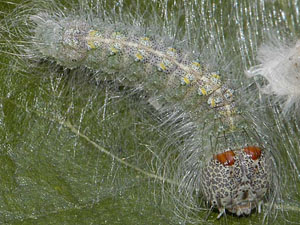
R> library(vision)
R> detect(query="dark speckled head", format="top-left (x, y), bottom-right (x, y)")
top-left (200, 146), bottom-right (273, 218)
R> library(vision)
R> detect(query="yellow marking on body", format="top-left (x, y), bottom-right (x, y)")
top-left (192, 62), bottom-right (201, 67)
top-left (87, 30), bottom-right (99, 49)
top-left (201, 88), bottom-right (207, 95)
top-left (167, 48), bottom-right (177, 58)
top-left (211, 98), bottom-right (216, 107)
top-left (183, 77), bottom-right (190, 84)
top-left (159, 62), bottom-right (167, 71)
top-left (89, 30), bottom-right (98, 37)
top-left (212, 73), bottom-right (220, 79)
top-left (135, 52), bottom-right (143, 60)
top-left (140, 37), bottom-right (151, 47)
top-left (87, 40), bottom-right (96, 49)
top-left (111, 47), bottom-right (119, 54)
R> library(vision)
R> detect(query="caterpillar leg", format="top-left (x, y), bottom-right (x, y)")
top-left (217, 208), bottom-right (226, 219)
top-left (258, 201), bottom-right (263, 214)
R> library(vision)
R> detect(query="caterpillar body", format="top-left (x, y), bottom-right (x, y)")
top-left (30, 12), bottom-right (274, 218)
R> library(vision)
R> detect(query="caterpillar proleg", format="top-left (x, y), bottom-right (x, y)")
top-left (2, 0), bottom-right (300, 224)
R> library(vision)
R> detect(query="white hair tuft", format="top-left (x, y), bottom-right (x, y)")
top-left (248, 38), bottom-right (300, 113)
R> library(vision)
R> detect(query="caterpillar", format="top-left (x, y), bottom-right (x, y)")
top-left (30, 11), bottom-right (274, 218)
top-left (1, 0), bottom-right (300, 224)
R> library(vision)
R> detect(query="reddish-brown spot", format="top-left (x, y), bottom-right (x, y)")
top-left (214, 150), bottom-right (235, 166)
top-left (243, 146), bottom-right (262, 160)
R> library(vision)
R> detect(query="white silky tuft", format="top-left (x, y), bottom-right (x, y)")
top-left (247, 38), bottom-right (300, 113)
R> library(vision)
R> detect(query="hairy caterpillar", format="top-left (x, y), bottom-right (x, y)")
top-left (30, 11), bottom-right (274, 218)
top-left (2, 0), bottom-right (300, 224)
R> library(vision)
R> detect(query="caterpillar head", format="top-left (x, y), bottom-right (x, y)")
top-left (200, 146), bottom-right (273, 218)
top-left (30, 13), bottom-right (90, 68)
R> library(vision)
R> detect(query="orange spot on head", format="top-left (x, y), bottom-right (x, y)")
top-left (243, 146), bottom-right (262, 160)
top-left (214, 150), bottom-right (235, 166)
